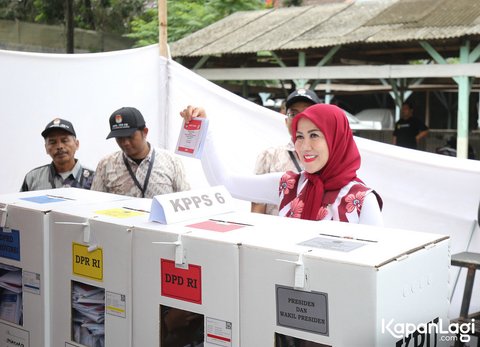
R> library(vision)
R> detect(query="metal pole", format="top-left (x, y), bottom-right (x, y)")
top-left (457, 42), bottom-right (471, 159)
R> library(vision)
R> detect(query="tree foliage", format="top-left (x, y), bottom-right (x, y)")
top-left (126, 0), bottom-right (266, 47)
top-left (0, 0), bottom-right (145, 34)
top-left (0, 0), bottom-right (268, 46)
top-left (0, 0), bottom-right (37, 21)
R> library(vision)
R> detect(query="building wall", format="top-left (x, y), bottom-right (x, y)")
top-left (0, 19), bottom-right (133, 53)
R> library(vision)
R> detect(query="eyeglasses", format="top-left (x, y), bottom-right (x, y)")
top-left (286, 110), bottom-right (299, 119)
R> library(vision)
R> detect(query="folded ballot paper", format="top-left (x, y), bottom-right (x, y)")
top-left (0, 265), bottom-right (22, 324)
top-left (175, 117), bottom-right (209, 158)
top-left (72, 282), bottom-right (105, 347)
top-left (0, 269), bottom-right (22, 293)
top-left (0, 289), bottom-right (22, 325)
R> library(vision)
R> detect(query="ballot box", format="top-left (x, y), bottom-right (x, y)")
top-left (131, 212), bottom-right (260, 347)
top-left (48, 196), bottom-right (152, 347)
top-left (0, 188), bottom-right (126, 347)
top-left (237, 217), bottom-right (451, 347)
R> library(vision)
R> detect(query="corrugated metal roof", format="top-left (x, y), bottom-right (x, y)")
top-left (170, 10), bottom-right (269, 57)
top-left (365, 0), bottom-right (435, 26)
top-left (171, 0), bottom-right (480, 57)
top-left (368, 0), bottom-right (480, 27)
top-left (282, 0), bottom-right (395, 50)
top-left (230, 4), bottom-right (349, 54)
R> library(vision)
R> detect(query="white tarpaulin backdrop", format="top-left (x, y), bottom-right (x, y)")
top-left (0, 44), bottom-right (479, 318)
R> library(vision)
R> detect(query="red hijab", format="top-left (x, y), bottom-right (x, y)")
top-left (281, 104), bottom-right (362, 220)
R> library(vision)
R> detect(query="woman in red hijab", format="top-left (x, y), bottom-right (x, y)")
top-left (278, 104), bottom-right (382, 224)
top-left (180, 104), bottom-right (383, 226)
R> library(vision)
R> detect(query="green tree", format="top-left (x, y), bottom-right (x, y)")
top-left (0, 0), bottom-right (145, 34)
top-left (0, 0), bottom-right (268, 48)
top-left (126, 0), bottom-right (265, 47)
top-left (81, 0), bottom-right (145, 33)
top-left (33, 0), bottom-right (64, 24)
top-left (0, 0), bottom-right (37, 21)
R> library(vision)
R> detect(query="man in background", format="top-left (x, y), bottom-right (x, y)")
top-left (21, 118), bottom-right (94, 191)
top-left (393, 101), bottom-right (429, 150)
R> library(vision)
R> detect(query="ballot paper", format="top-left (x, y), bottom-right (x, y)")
top-left (0, 270), bottom-right (22, 293)
top-left (0, 263), bottom-right (20, 272)
top-left (73, 323), bottom-right (105, 347)
top-left (0, 265), bottom-right (22, 324)
top-left (72, 282), bottom-right (105, 347)
top-left (175, 117), bottom-right (209, 158)
top-left (0, 289), bottom-right (22, 324)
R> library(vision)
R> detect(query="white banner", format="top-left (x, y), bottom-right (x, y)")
top-left (0, 46), bottom-right (165, 192)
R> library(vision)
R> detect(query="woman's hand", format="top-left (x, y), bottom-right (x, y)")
top-left (179, 105), bottom-right (206, 123)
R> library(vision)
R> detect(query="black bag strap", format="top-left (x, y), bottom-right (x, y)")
top-left (288, 150), bottom-right (302, 173)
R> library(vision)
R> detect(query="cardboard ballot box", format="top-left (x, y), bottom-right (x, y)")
top-left (48, 196), bottom-right (152, 347)
top-left (132, 215), bottom-right (251, 347)
top-left (237, 217), bottom-right (450, 347)
top-left (132, 210), bottom-right (450, 347)
top-left (0, 188), bottom-right (127, 347)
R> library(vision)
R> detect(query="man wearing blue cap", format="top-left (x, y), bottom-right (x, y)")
top-left (21, 118), bottom-right (94, 191)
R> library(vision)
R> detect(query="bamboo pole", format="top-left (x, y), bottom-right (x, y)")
top-left (158, 0), bottom-right (168, 57)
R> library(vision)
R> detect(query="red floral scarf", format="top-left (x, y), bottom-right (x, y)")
top-left (279, 104), bottom-right (362, 221)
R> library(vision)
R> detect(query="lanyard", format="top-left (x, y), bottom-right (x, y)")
top-left (122, 149), bottom-right (155, 198)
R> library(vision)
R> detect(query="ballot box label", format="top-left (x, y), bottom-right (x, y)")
top-left (161, 259), bottom-right (202, 304)
top-left (298, 236), bottom-right (367, 252)
top-left (94, 208), bottom-right (146, 219)
top-left (20, 195), bottom-right (65, 204)
top-left (22, 271), bottom-right (40, 295)
top-left (0, 228), bottom-right (20, 261)
top-left (0, 322), bottom-right (30, 347)
top-left (206, 317), bottom-right (232, 347)
top-left (72, 243), bottom-right (103, 281)
top-left (106, 291), bottom-right (126, 318)
top-left (186, 220), bottom-right (248, 232)
top-left (276, 285), bottom-right (329, 335)
top-left (150, 186), bottom-right (234, 224)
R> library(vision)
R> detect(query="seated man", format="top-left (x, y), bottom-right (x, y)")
top-left (21, 118), bottom-right (94, 191)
